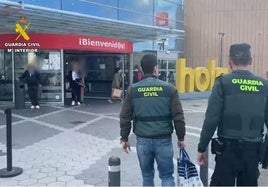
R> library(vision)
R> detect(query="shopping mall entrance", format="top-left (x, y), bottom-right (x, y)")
top-left (0, 49), bottom-right (63, 103)
top-left (0, 33), bottom-right (133, 104)
top-left (64, 52), bottom-right (129, 101)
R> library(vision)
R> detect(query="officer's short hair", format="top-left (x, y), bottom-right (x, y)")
top-left (229, 43), bottom-right (252, 65)
top-left (141, 54), bottom-right (157, 74)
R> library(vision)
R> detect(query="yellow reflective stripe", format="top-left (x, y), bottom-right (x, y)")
top-left (232, 79), bottom-right (263, 86)
top-left (137, 86), bottom-right (164, 97)
top-left (232, 79), bottom-right (262, 92)
top-left (137, 86), bottom-right (163, 92)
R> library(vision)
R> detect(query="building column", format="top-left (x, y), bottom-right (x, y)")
top-left (129, 53), bottom-right (134, 86)
top-left (60, 49), bottom-right (65, 104)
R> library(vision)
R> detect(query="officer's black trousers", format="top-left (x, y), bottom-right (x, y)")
top-left (210, 141), bottom-right (260, 186)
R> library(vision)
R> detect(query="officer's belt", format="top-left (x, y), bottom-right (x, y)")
top-left (134, 115), bottom-right (172, 122)
top-left (222, 138), bottom-right (260, 146)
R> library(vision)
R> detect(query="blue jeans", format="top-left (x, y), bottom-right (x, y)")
top-left (136, 137), bottom-right (175, 187)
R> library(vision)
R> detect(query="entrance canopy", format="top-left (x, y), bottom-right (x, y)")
top-left (0, 0), bottom-right (184, 42)
top-left (0, 33), bottom-right (133, 53)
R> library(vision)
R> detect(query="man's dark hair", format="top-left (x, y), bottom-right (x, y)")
top-left (140, 54), bottom-right (157, 74)
top-left (229, 43), bottom-right (252, 66)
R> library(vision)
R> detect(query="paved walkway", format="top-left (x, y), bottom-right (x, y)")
top-left (0, 99), bottom-right (267, 186)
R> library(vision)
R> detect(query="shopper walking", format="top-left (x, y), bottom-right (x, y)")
top-left (17, 63), bottom-right (41, 109)
top-left (108, 67), bottom-right (122, 103)
top-left (197, 43), bottom-right (268, 186)
top-left (168, 71), bottom-right (175, 85)
top-left (120, 54), bottom-right (186, 186)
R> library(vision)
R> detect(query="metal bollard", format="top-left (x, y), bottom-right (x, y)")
top-left (200, 150), bottom-right (209, 186)
top-left (0, 109), bottom-right (23, 178)
top-left (14, 81), bottom-right (25, 109)
top-left (108, 156), bottom-right (120, 187)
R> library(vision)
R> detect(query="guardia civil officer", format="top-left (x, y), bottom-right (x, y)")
top-left (197, 43), bottom-right (268, 186)
top-left (120, 54), bottom-right (186, 187)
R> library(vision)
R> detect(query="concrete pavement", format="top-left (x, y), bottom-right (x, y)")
top-left (0, 99), bottom-right (267, 186)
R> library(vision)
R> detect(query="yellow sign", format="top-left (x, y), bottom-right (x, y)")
top-left (176, 59), bottom-right (229, 93)
top-left (15, 17), bottom-right (30, 41)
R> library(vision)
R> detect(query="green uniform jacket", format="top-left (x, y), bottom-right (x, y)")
top-left (120, 75), bottom-right (185, 142)
top-left (198, 70), bottom-right (268, 153)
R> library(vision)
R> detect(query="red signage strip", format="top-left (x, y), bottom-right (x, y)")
top-left (0, 33), bottom-right (133, 54)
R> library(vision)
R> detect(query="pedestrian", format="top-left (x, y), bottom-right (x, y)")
top-left (120, 54), bottom-right (186, 186)
top-left (79, 69), bottom-right (86, 105)
top-left (17, 63), bottom-right (41, 109)
top-left (133, 64), bottom-right (143, 83)
top-left (68, 63), bottom-right (82, 106)
top-left (168, 71), bottom-right (175, 85)
top-left (108, 67), bottom-right (122, 104)
top-left (159, 71), bottom-right (166, 81)
top-left (197, 43), bottom-right (268, 186)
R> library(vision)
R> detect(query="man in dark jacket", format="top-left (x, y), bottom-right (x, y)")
top-left (120, 54), bottom-right (186, 186)
top-left (18, 63), bottom-right (41, 109)
top-left (197, 43), bottom-right (268, 186)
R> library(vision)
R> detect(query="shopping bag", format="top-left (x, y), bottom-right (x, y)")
top-left (177, 149), bottom-right (204, 187)
top-left (112, 89), bottom-right (122, 99)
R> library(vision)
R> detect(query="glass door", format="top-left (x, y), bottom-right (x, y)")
top-left (167, 60), bottom-right (176, 86)
top-left (157, 59), bottom-right (176, 85)
top-left (14, 50), bottom-right (63, 103)
top-left (64, 53), bottom-right (127, 99)
top-left (0, 50), bottom-right (13, 101)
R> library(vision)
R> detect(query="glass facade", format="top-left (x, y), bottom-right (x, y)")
top-left (0, 50), bottom-right (12, 101)
top-left (14, 50), bottom-right (63, 102)
top-left (64, 53), bottom-right (128, 98)
top-left (1, 0), bottom-right (184, 102)
top-left (7, 0), bottom-right (184, 57)
top-left (8, 0), bottom-right (184, 52)
top-left (119, 0), bottom-right (154, 25)
top-left (62, 0), bottom-right (118, 19)
top-left (0, 49), bottom-right (63, 102)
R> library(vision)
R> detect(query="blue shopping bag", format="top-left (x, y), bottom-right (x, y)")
top-left (177, 149), bottom-right (203, 186)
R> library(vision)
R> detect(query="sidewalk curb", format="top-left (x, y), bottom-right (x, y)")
top-left (179, 91), bottom-right (211, 100)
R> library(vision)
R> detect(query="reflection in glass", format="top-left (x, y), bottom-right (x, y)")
top-left (154, 0), bottom-right (180, 28)
top-left (65, 54), bottom-right (125, 98)
top-left (119, 0), bottom-right (154, 25)
top-left (14, 50), bottom-right (62, 102)
top-left (157, 59), bottom-right (176, 83)
top-left (0, 50), bottom-right (13, 101)
top-left (8, 0), bottom-right (61, 9)
top-left (62, 0), bottom-right (118, 19)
